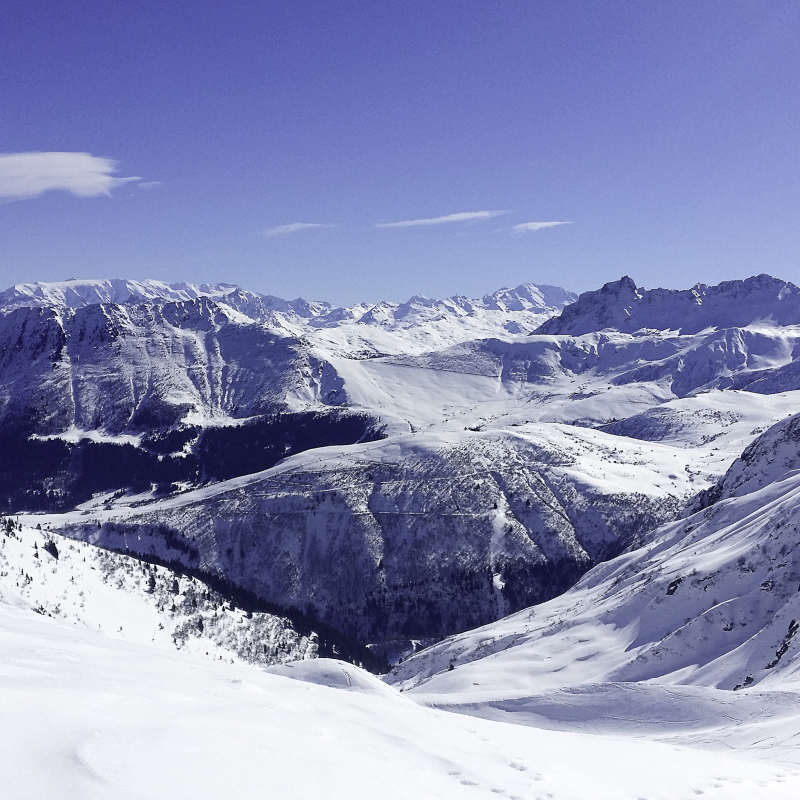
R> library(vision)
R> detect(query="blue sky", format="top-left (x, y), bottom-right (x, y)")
top-left (1, 1), bottom-right (798, 304)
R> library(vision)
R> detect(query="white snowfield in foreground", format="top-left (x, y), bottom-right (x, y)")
top-left (2, 604), bottom-right (799, 800)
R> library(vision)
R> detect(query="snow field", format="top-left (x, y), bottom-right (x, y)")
top-left (2, 602), bottom-right (799, 800)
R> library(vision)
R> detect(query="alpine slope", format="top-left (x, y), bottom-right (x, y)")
top-left (3, 273), bottom-right (800, 796)
top-left (8, 273), bottom-right (800, 658)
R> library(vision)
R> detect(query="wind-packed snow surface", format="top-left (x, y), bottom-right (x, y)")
top-left (2, 603), bottom-right (800, 800)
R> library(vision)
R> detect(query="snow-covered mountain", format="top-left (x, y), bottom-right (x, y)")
top-left (386, 412), bottom-right (800, 758)
top-left (0, 278), bottom-right (576, 441)
top-left (26, 425), bottom-right (690, 659)
top-left (6, 271), bottom-right (800, 792)
top-left (0, 277), bottom-right (247, 311)
top-left (536, 273), bottom-right (800, 336)
top-left (6, 272), bottom-right (800, 659)
top-left (0, 277), bottom-right (576, 339)
top-left (23, 383), bottom-right (800, 658)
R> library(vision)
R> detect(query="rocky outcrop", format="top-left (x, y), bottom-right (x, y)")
top-left (536, 274), bottom-right (800, 336)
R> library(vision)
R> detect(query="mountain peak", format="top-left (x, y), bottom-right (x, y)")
top-left (536, 274), bottom-right (800, 336)
top-left (601, 275), bottom-right (639, 295)
top-left (0, 278), bottom-right (244, 313)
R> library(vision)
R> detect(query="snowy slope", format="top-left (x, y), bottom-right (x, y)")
top-left (24, 391), bottom-right (799, 655)
top-left (25, 425), bottom-right (697, 653)
top-left (7, 273), bottom-right (800, 791)
top-left (6, 273), bottom-right (800, 660)
top-left (2, 600), bottom-right (799, 799)
top-left (386, 415), bottom-right (800, 759)
top-left (389, 468), bottom-right (800, 693)
top-left (0, 519), bottom-right (320, 666)
top-left (698, 411), bottom-right (800, 505)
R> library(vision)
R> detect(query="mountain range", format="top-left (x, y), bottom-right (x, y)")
top-left (2, 273), bottom-right (800, 658)
top-left (4, 271), bottom-right (800, 793)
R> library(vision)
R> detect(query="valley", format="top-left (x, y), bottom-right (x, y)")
top-left (3, 273), bottom-right (800, 796)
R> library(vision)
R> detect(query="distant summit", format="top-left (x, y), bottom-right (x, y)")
top-left (0, 278), bottom-right (244, 313)
top-left (0, 277), bottom-right (577, 338)
top-left (354, 283), bottom-right (576, 330)
top-left (535, 274), bottom-right (800, 336)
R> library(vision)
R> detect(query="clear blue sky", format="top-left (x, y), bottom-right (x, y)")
top-left (1, 1), bottom-right (798, 304)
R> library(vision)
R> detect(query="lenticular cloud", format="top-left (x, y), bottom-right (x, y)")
top-left (0, 152), bottom-right (140, 200)
top-left (512, 221), bottom-right (571, 233)
top-left (375, 210), bottom-right (509, 228)
top-left (261, 222), bottom-right (336, 237)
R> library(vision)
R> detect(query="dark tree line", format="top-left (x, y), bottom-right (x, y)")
top-left (0, 410), bottom-right (385, 513)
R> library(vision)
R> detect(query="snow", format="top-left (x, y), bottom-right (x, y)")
top-left (0, 278), bottom-right (576, 344)
top-left (386, 431), bottom-right (800, 764)
top-left (705, 411), bottom-right (800, 501)
top-left (31, 426), bottom-right (144, 447)
top-left (537, 274), bottom-right (800, 336)
top-left (0, 277), bottom-right (243, 311)
top-left (0, 523), bottom-right (317, 666)
top-left (16, 424), bottom-right (699, 649)
top-left (7, 273), bottom-right (800, 793)
top-left (264, 657), bottom-right (400, 695)
top-left (2, 602), bottom-right (799, 799)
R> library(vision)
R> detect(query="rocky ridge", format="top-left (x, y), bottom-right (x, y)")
top-left (6, 273), bottom-right (800, 664)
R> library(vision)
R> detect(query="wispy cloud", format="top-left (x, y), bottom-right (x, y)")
top-left (376, 210), bottom-right (510, 229)
top-left (0, 152), bottom-right (140, 201)
top-left (512, 221), bottom-right (571, 233)
top-left (261, 222), bottom-right (337, 237)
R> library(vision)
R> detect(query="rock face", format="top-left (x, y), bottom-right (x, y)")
top-left (536, 274), bottom-right (800, 336)
top-left (0, 299), bottom-right (311, 436)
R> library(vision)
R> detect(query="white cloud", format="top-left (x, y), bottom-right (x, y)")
top-left (0, 152), bottom-right (140, 201)
top-left (261, 222), bottom-right (336, 237)
top-left (375, 210), bottom-right (509, 229)
top-left (512, 221), bottom-right (571, 233)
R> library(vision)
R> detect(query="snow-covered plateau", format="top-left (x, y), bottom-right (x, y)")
top-left (4, 273), bottom-right (800, 796)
